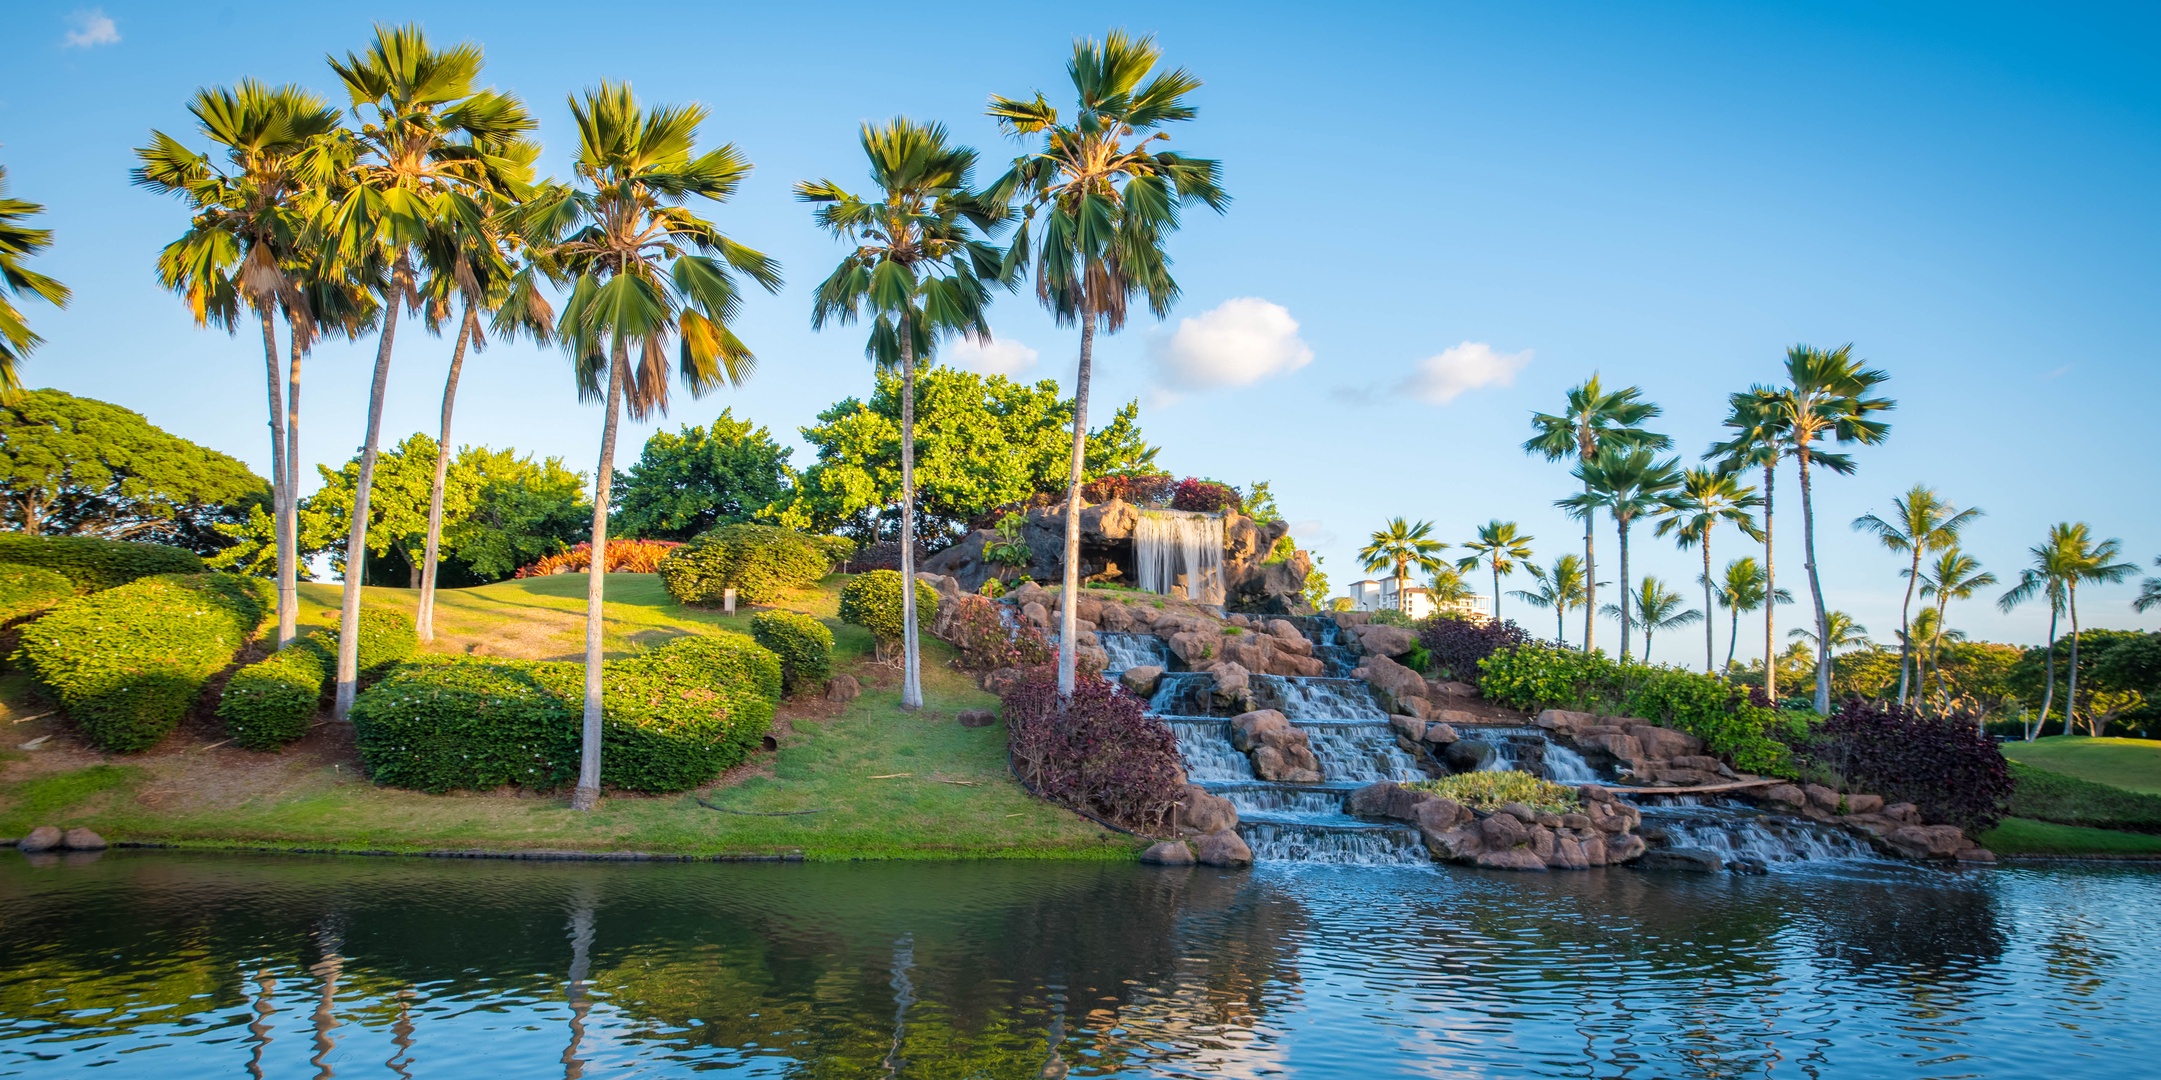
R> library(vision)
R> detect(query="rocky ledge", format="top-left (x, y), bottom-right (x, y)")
top-left (1349, 781), bottom-right (1648, 871)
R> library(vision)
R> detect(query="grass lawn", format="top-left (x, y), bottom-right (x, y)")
top-left (1976, 817), bottom-right (2161, 858)
top-left (2001, 737), bottom-right (2161, 795)
top-left (0, 574), bottom-right (1136, 861)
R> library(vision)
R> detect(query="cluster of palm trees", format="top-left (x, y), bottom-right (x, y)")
top-left (119, 25), bottom-right (1221, 804)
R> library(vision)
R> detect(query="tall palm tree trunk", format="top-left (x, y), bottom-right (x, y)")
top-left (1895, 548), bottom-right (1922, 706)
top-left (898, 334), bottom-right (922, 711)
top-left (1727, 605), bottom-right (1741, 672)
top-left (257, 306), bottom-right (295, 647)
top-left (282, 334), bottom-right (304, 640)
top-left (1581, 472), bottom-right (1597, 653)
top-left (1701, 540), bottom-right (1715, 673)
top-left (2065, 586), bottom-right (2082, 737)
top-left (333, 254), bottom-right (409, 720)
top-left (2030, 603), bottom-right (2058, 741)
top-left (1055, 316), bottom-right (1095, 696)
top-left (1616, 517), bottom-right (1633, 663)
top-left (417, 303), bottom-right (477, 643)
top-left (572, 343), bottom-right (627, 812)
top-left (1556, 601), bottom-right (1566, 645)
top-left (1761, 461), bottom-right (1777, 699)
top-left (1797, 448), bottom-right (1832, 714)
top-left (1490, 564), bottom-right (1502, 623)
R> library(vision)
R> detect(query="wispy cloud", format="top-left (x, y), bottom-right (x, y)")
top-left (2044, 363), bottom-right (2073, 380)
top-left (1396, 341), bottom-right (1533, 405)
top-left (1147, 297), bottom-right (1313, 397)
top-left (945, 335), bottom-right (1038, 376)
top-left (63, 8), bottom-right (120, 48)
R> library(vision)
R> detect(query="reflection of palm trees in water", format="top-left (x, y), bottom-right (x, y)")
top-left (562, 889), bottom-right (597, 1080)
top-left (386, 988), bottom-right (416, 1079)
top-left (1039, 982), bottom-right (1069, 1080)
top-left (882, 934), bottom-right (915, 1078)
top-left (309, 926), bottom-right (343, 1080)
top-left (244, 968), bottom-right (276, 1080)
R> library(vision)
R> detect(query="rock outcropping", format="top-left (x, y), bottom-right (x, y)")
top-left (1349, 781), bottom-right (1647, 871)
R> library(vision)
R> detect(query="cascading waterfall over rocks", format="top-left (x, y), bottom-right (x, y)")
top-left (1134, 511), bottom-right (1226, 606)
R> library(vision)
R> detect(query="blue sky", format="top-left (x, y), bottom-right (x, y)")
top-left (7, 1), bottom-right (2157, 665)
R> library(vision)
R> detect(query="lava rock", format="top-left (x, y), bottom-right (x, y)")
top-left (825, 674), bottom-right (862, 704)
top-left (1140, 841), bottom-right (1195, 866)
top-left (18, 826), bottom-right (62, 853)
top-left (1422, 722), bottom-right (1460, 745)
top-left (1388, 714), bottom-right (1426, 741)
top-left (957, 709), bottom-right (997, 728)
top-left (61, 827), bottom-right (106, 851)
top-left (1178, 785), bottom-right (1239, 835)
top-left (1194, 829), bottom-right (1254, 868)
top-left (1444, 739), bottom-right (1495, 772)
top-left (1120, 665), bottom-right (1164, 698)
top-left (1637, 847), bottom-right (1725, 873)
top-left (1353, 624), bottom-right (1419, 658)
top-left (1727, 856), bottom-right (1770, 875)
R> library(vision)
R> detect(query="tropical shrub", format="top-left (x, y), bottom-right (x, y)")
top-left (217, 644), bottom-right (327, 750)
top-left (1169, 477), bottom-right (1240, 514)
top-left (530, 633), bottom-right (781, 792)
top-left (0, 563), bottom-right (74, 621)
top-left (838, 570), bottom-right (939, 648)
top-left (0, 534), bottom-right (204, 591)
top-left (840, 539), bottom-right (926, 573)
top-left (657, 524), bottom-right (833, 605)
top-left (350, 659), bottom-right (581, 793)
top-left (1409, 771), bottom-right (1581, 814)
top-left (301, 608), bottom-right (418, 679)
top-left (514, 539), bottom-right (681, 578)
top-left (1001, 669), bottom-right (1184, 834)
top-left (750, 610), bottom-right (833, 695)
top-left (1419, 614), bottom-right (1531, 683)
top-left (978, 577), bottom-right (1008, 599)
top-left (1799, 699), bottom-right (2012, 832)
top-left (2006, 762), bottom-right (2161, 833)
top-left (19, 573), bottom-right (271, 752)
top-left (944, 593), bottom-right (1052, 672)
top-left (1082, 473), bottom-right (1176, 507)
top-left (1366, 608), bottom-right (1417, 628)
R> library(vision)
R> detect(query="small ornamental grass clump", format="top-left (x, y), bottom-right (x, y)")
top-left (1417, 613), bottom-right (1531, 682)
top-left (1801, 699), bottom-right (2012, 833)
top-left (749, 610), bottom-right (833, 696)
top-left (1000, 669), bottom-right (1184, 834)
top-left (216, 644), bottom-right (327, 750)
top-left (0, 563), bottom-right (75, 622)
top-left (0, 534), bottom-right (204, 592)
top-left (18, 573), bottom-right (271, 753)
top-left (658, 524), bottom-right (841, 605)
top-left (514, 539), bottom-right (681, 578)
top-left (1409, 771), bottom-right (1581, 815)
top-left (838, 570), bottom-right (939, 658)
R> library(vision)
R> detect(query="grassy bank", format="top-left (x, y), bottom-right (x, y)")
top-left (0, 575), bottom-right (1135, 861)
top-left (2002, 736), bottom-right (2161, 795)
top-left (1976, 817), bottom-right (2161, 858)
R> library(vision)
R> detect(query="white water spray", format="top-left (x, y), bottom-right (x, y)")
top-left (1134, 510), bottom-right (1226, 605)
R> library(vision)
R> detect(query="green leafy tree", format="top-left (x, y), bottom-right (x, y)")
top-left (1852, 483), bottom-right (1981, 706)
top-left (988, 29), bottom-right (1229, 694)
top-left (1241, 481), bottom-right (1282, 524)
top-left (0, 389), bottom-right (266, 552)
top-left (1456, 520), bottom-right (1533, 624)
top-left (1559, 446), bottom-right (1683, 663)
top-left (1302, 553), bottom-right (1330, 612)
top-left (799, 118), bottom-right (1006, 712)
top-left (1714, 556), bottom-right (1792, 672)
top-left (1600, 576), bottom-right (1700, 661)
top-left (532, 82), bottom-right (781, 811)
top-left (1655, 468), bottom-right (1762, 672)
top-left (1359, 518), bottom-right (1447, 614)
top-left (320, 24), bottom-right (538, 718)
top-left (1525, 375), bottom-right (1669, 654)
top-left (1764, 343), bottom-right (1895, 713)
top-left (132, 80), bottom-right (337, 645)
top-left (1707, 388), bottom-right (1790, 697)
top-left (0, 166), bottom-right (71, 397)
top-left (1509, 553), bottom-right (1588, 646)
top-left (1998, 523), bottom-right (2136, 738)
top-left (1427, 564), bottom-right (1476, 606)
top-left (611, 409), bottom-right (794, 541)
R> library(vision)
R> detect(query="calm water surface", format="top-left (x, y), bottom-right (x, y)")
top-left (0, 852), bottom-right (2154, 1078)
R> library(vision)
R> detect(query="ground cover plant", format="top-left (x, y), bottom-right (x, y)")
top-left (17, 573), bottom-right (269, 752)
top-left (1409, 771), bottom-right (1581, 814)
top-left (1001, 669), bottom-right (1184, 835)
top-left (750, 610), bottom-right (833, 695)
top-left (659, 524), bottom-right (838, 605)
top-left (0, 534), bottom-right (203, 591)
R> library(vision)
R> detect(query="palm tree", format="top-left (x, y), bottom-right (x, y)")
top-left (1509, 554), bottom-right (1588, 645)
top-left (1524, 375), bottom-right (1668, 653)
top-left (2134, 557), bottom-right (2161, 614)
top-left (799, 118), bottom-right (1007, 711)
top-left (1602, 576), bottom-right (1701, 662)
top-left (133, 81), bottom-right (342, 648)
top-left (1999, 524), bottom-right (2135, 739)
top-left (414, 183), bottom-right (556, 642)
top-left (1916, 547), bottom-right (1994, 712)
top-left (1456, 520), bottom-right (1533, 623)
top-left (1852, 484), bottom-right (1981, 706)
top-left (1901, 606), bottom-right (1968, 708)
top-left (0, 166), bottom-right (70, 398)
top-left (1707, 388), bottom-right (1789, 698)
top-left (321, 24), bottom-right (538, 719)
top-left (1765, 344), bottom-right (1895, 713)
top-left (988, 30), bottom-right (1229, 695)
top-left (1655, 468), bottom-right (1762, 672)
top-left (1714, 556), bottom-right (1792, 673)
top-left (1559, 446), bottom-right (1683, 663)
top-left (532, 82), bottom-right (781, 811)
top-left (1788, 610), bottom-right (1870, 671)
top-left (1359, 518), bottom-right (1447, 614)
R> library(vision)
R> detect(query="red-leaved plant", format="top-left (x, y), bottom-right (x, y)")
top-left (514, 539), bottom-right (681, 578)
top-left (945, 594), bottom-right (1052, 671)
top-left (1802, 698), bottom-right (2012, 832)
top-left (1169, 478), bottom-right (1240, 514)
top-left (1001, 668), bottom-right (1186, 835)
top-left (1418, 614), bottom-right (1532, 684)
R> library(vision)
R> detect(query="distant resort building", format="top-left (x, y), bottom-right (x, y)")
top-left (1345, 578), bottom-right (1490, 622)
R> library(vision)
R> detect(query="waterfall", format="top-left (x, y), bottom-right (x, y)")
top-left (1639, 803), bottom-right (1881, 864)
top-left (1099, 632), bottom-right (1170, 674)
top-left (1134, 510), bottom-right (1226, 605)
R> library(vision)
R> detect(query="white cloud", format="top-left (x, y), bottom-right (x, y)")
top-left (1148, 297), bottom-right (1313, 392)
top-left (64, 8), bottom-right (120, 48)
top-left (1396, 341), bottom-right (1532, 405)
top-left (944, 335), bottom-right (1037, 376)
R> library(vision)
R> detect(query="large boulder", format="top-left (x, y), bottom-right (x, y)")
top-left (1352, 654), bottom-right (1428, 712)
top-left (1140, 840), bottom-right (1195, 866)
top-left (1885, 824), bottom-right (1969, 861)
top-left (1121, 665), bottom-right (1164, 698)
top-left (61, 827), bottom-right (106, 851)
top-left (1251, 745), bottom-right (1323, 783)
top-left (1352, 624), bottom-right (1418, 658)
top-left (17, 826), bottom-right (62, 853)
top-left (1177, 785), bottom-right (1239, 835)
top-left (1637, 847), bottom-right (1724, 873)
top-left (1194, 829), bottom-right (1254, 868)
top-left (1232, 710), bottom-right (1322, 782)
top-left (1444, 739), bottom-right (1495, 772)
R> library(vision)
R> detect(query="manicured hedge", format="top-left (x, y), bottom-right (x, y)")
top-left (0, 563), bottom-right (75, 622)
top-left (350, 633), bottom-right (782, 794)
top-left (217, 643), bottom-right (327, 750)
top-left (0, 534), bottom-right (204, 592)
top-left (658, 524), bottom-right (838, 605)
top-left (304, 608), bottom-right (418, 679)
top-left (750, 610), bottom-right (833, 696)
top-left (838, 569), bottom-right (939, 646)
top-left (18, 573), bottom-right (272, 752)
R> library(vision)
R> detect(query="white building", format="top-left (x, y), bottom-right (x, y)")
top-left (1346, 578), bottom-right (1490, 622)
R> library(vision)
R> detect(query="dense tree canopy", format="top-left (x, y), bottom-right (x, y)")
top-left (0, 389), bottom-right (266, 553)
top-left (611, 409), bottom-right (794, 541)
top-left (779, 366), bottom-right (1162, 544)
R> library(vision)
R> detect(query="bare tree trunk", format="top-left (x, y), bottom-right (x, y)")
top-left (334, 252), bottom-right (409, 720)
top-left (1702, 539), bottom-right (1716, 672)
top-left (2030, 601), bottom-right (2058, 741)
top-left (1056, 316), bottom-right (1095, 696)
top-left (258, 307), bottom-right (293, 647)
top-left (2065, 586), bottom-right (2082, 738)
top-left (1491, 563), bottom-right (1502, 623)
top-left (1727, 604), bottom-right (1740, 672)
top-left (898, 333), bottom-right (922, 711)
top-left (1616, 516), bottom-right (1633, 663)
top-left (1581, 473), bottom-right (1597, 654)
top-left (1762, 461), bottom-right (1777, 700)
top-left (1798, 448), bottom-right (1832, 714)
top-left (1896, 547), bottom-right (1921, 706)
top-left (572, 344), bottom-right (626, 812)
top-left (284, 334), bottom-right (304, 632)
top-left (417, 303), bottom-right (477, 643)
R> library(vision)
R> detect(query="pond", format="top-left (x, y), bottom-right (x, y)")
top-left (0, 852), bottom-right (2154, 1078)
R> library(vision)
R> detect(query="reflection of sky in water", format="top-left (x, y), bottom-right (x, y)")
top-left (0, 854), bottom-right (2155, 1077)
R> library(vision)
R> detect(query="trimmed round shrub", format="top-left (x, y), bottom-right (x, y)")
top-left (301, 608), bottom-right (419, 679)
top-left (18, 573), bottom-right (272, 753)
top-left (350, 659), bottom-right (581, 793)
top-left (838, 570), bottom-right (939, 646)
top-left (0, 534), bottom-right (203, 592)
top-left (750, 610), bottom-right (833, 696)
top-left (0, 563), bottom-right (75, 622)
top-left (217, 644), bottom-right (327, 750)
top-left (658, 524), bottom-right (835, 605)
top-left (532, 633), bottom-right (782, 791)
